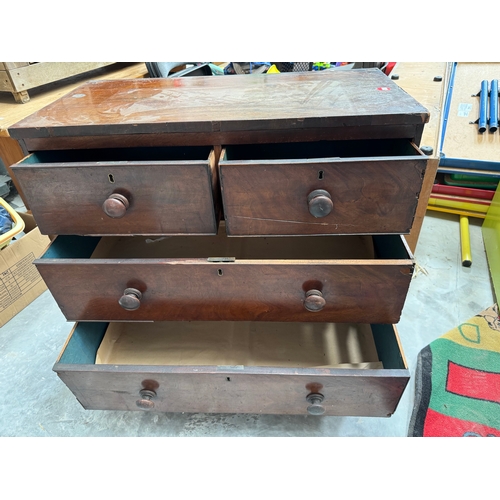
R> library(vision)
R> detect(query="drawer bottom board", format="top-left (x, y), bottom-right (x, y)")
top-left (54, 321), bottom-right (409, 416)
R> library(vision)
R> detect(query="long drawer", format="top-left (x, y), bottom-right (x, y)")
top-left (36, 227), bottom-right (414, 323)
top-left (219, 139), bottom-right (428, 236)
top-left (11, 146), bottom-right (220, 236)
top-left (54, 321), bottom-right (409, 416)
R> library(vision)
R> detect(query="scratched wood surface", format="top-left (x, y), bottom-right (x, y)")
top-left (9, 70), bottom-right (429, 142)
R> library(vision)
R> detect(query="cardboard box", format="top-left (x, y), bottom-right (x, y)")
top-left (0, 211), bottom-right (51, 327)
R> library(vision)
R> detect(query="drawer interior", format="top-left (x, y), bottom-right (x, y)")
top-left (18, 146), bottom-right (213, 164)
top-left (222, 139), bottom-right (424, 161)
top-left (41, 227), bottom-right (412, 261)
top-left (58, 321), bottom-right (406, 370)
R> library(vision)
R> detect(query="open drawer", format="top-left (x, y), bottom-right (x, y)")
top-left (219, 139), bottom-right (428, 236)
top-left (36, 226), bottom-right (414, 323)
top-left (11, 146), bottom-right (220, 236)
top-left (54, 320), bottom-right (410, 416)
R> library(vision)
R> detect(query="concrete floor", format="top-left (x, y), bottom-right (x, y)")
top-left (0, 210), bottom-right (495, 437)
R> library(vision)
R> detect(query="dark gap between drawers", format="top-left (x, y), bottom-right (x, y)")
top-left (20, 146), bottom-right (213, 164)
top-left (223, 139), bottom-right (423, 161)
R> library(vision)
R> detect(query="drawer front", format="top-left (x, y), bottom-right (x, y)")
top-left (58, 370), bottom-right (409, 416)
top-left (38, 262), bottom-right (413, 323)
top-left (12, 148), bottom-right (219, 236)
top-left (219, 141), bottom-right (428, 236)
top-left (53, 322), bottom-right (409, 416)
top-left (36, 233), bottom-right (414, 323)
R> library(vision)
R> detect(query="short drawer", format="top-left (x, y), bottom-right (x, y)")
top-left (12, 146), bottom-right (220, 236)
top-left (219, 139), bottom-right (428, 236)
top-left (54, 321), bottom-right (409, 416)
top-left (36, 227), bottom-right (414, 323)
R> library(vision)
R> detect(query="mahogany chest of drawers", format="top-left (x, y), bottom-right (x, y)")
top-left (10, 69), bottom-right (429, 416)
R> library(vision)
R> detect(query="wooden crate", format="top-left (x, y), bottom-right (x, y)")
top-left (0, 62), bottom-right (115, 103)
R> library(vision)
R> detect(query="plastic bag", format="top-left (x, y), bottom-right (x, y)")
top-left (0, 206), bottom-right (13, 235)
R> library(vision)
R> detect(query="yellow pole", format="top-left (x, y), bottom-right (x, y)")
top-left (460, 215), bottom-right (472, 267)
top-left (428, 197), bottom-right (489, 214)
top-left (427, 205), bottom-right (486, 219)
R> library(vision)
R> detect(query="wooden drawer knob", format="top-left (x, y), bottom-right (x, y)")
top-left (136, 389), bottom-right (156, 410)
top-left (304, 289), bottom-right (326, 312)
top-left (306, 393), bottom-right (325, 415)
top-left (119, 288), bottom-right (142, 311)
top-left (308, 189), bottom-right (333, 218)
top-left (102, 193), bottom-right (130, 218)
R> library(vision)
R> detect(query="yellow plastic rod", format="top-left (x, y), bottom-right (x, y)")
top-left (426, 206), bottom-right (486, 219)
top-left (428, 197), bottom-right (489, 214)
top-left (460, 215), bottom-right (472, 267)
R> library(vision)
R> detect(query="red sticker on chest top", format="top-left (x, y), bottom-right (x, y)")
top-left (377, 86), bottom-right (391, 91)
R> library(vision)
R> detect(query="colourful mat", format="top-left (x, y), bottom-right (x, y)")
top-left (409, 304), bottom-right (500, 437)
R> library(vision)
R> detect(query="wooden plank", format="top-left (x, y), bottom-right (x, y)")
top-left (1, 63), bottom-right (29, 70)
top-left (0, 70), bottom-right (13, 92)
top-left (5, 62), bottom-right (115, 92)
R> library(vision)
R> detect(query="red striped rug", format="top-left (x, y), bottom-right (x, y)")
top-left (409, 304), bottom-right (500, 437)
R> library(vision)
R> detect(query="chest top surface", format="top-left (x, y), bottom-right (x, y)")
top-left (9, 69), bottom-right (429, 140)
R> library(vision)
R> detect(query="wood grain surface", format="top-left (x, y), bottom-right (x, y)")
top-left (56, 367), bottom-right (409, 415)
top-left (9, 70), bottom-right (429, 142)
top-left (54, 322), bottom-right (408, 416)
top-left (12, 147), bottom-right (219, 235)
top-left (36, 232), bottom-right (413, 323)
top-left (220, 141), bottom-right (427, 236)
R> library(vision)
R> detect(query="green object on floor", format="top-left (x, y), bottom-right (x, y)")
top-left (482, 183), bottom-right (500, 302)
